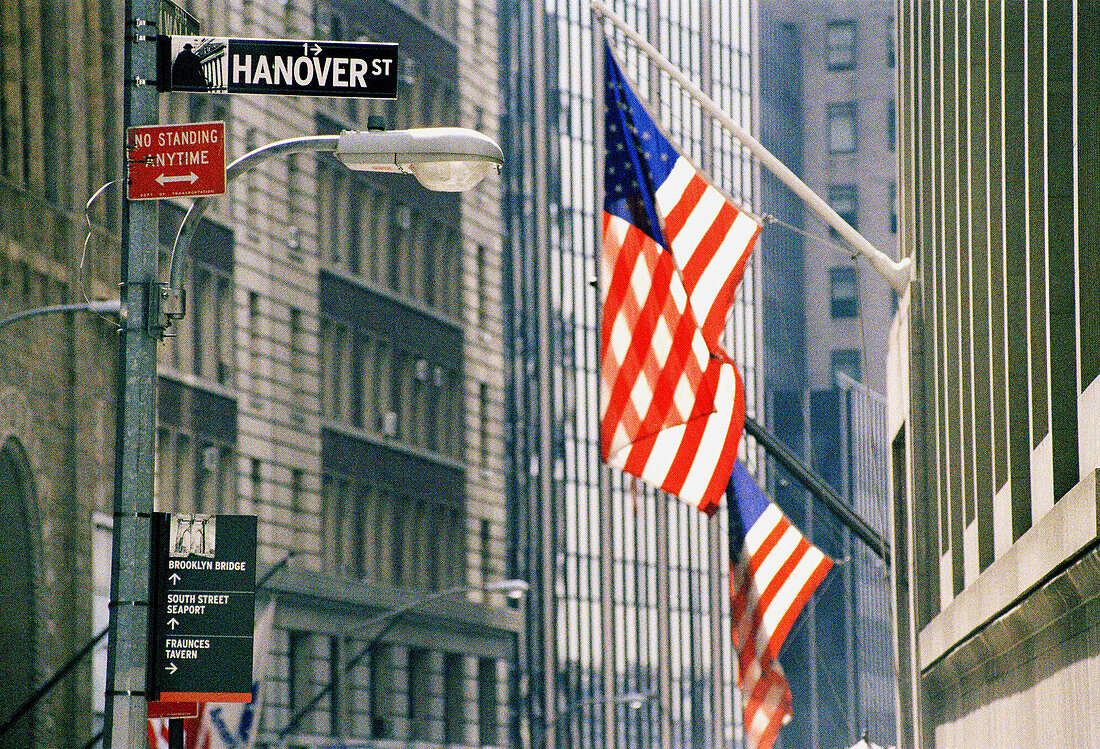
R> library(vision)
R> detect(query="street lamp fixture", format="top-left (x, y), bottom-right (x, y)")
top-left (485, 578), bottom-right (530, 599)
top-left (335, 127), bottom-right (504, 192)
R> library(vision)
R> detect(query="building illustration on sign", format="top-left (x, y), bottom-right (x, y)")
top-left (169, 514), bottom-right (216, 558)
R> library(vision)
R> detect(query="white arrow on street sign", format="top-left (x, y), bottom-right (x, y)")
top-left (166, 663), bottom-right (178, 674)
top-left (156, 172), bottom-right (199, 186)
top-left (169, 573), bottom-right (181, 585)
top-left (167, 617), bottom-right (180, 630)
top-left (309, 42), bottom-right (321, 55)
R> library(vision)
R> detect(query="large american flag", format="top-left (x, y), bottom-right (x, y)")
top-left (600, 41), bottom-right (761, 516)
top-left (729, 460), bottom-right (833, 748)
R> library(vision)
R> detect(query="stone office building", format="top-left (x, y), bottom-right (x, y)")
top-left (1, 0), bottom-right (518, 746)
top-left (890, 0), bottom-right (1100, 745)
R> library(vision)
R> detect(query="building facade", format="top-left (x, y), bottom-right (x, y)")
top-left (1, 0), bottom-right (518, 746)
top-left (501, 1), bottom-right (759, 746)
top-left (890, 0), bottom-right (1099, 745)
top-left (757, 0), bottom-right (898, 746)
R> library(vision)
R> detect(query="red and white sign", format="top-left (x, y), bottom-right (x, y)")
top-left (127, 121), bottom-right (225, 201)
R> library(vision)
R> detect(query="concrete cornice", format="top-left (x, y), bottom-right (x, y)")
top-left (262, 566), bottom-right (524, 645)
top-left (919, 468), bottom-right (1100, 689)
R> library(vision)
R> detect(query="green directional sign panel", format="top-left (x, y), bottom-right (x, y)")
top-left (148, 513), bottom-right (257, 702)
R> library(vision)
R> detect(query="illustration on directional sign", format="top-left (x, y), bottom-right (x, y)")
top-left (170, 514), bottom-right (216, 558)
top-left (158, 35), bottom-right (399, 98)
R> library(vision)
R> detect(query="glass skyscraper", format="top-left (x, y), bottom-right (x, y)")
top-left (501, 1), bottom-right (759, 746)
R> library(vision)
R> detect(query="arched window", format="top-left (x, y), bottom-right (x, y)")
top-left (0, 440), bottom-right (36, 745)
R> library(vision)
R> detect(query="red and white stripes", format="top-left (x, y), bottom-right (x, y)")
top-left (600, 153), bottom-right (759, 515)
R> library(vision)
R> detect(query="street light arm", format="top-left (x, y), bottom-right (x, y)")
top-left (167, 135), bottom-right (340, 307)
top-left (0, 301), bottom-right (122, 330)
top-left (545, 690), bottom-right (657, 748)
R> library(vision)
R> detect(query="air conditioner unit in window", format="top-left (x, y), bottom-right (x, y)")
top-left (202, 446), bottom-right (219, 472)
top-left (395, 205), bottom-right (412, 229)
top-left (415, 358), bottom-right (430, 381)
top-left (382, 411), bottom-right (398, 438)
top-left (401, 58), bottom-right (418, 86)
top-left (432, 366), bottom-right (445, 387)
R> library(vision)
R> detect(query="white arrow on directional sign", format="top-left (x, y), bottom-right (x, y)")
top-left (169, 573), bottom-right (181, 585)
top-left (156, 172), bottom-right (199, 186)
top-left (166, 663), bottom-right (178, 674)
top-left (167, 617), bottom-right (180, 630)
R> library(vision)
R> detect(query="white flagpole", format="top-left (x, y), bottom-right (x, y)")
top-left (590, 0), bottom-right (913, 296)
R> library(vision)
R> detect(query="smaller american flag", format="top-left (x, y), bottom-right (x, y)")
top-left (728, 460), bottom-right (833, 749)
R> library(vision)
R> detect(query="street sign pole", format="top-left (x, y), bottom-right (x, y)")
top-left (105, 0), bottom-right (159, 746)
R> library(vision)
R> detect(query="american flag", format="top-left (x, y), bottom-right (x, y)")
top-left (728, 460), bottom-right (833, 749)
top-left (600, 41), bottom-right (761, 516)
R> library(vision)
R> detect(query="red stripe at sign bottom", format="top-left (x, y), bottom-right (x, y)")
top-left (147, 701), bottom-right (199, 719)
top-left (159, 691), bottom-right (253, 704)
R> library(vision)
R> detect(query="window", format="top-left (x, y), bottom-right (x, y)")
top-left (830, 267), bottom-right (859, 318)
top-left (481, 518), bottom-right (492, 587)
top-left (350, 334), bottom-right (364, 429)
top-left (826, 21), bottom-right (856, 70)
top-left (476, 243), bottom-right (488, 327)
top-left (831, 349), bottom-right (862, 384)
top-left (157, 425), bottom-right (235, 514)
top-left (443, 653), bottom-right (464, 744)
top-left (288, 631), bottom-right (313, 734)
top-left (291, 468), bottom-right (304, 546)
top-left (827, 102), bottom-right (858, 153)
top-left (828, 185), bottom-right (859, 240)
top-left (370, 645), bottom-right (388, 738)
top-left (478, 658), bottom-right (498, 746)
top-left (251, 458), bottom-right (262, 503)
top-left (289, 307), bottom-right (304, 399)
top-left (248, 292), bottom-right (261, 394)
top-left (329, 636), bottom-right (343, 734)
top-left (886, 19), bottom-right (895, 68)
top-left (389, 203), bottom-right (410, 293)
top-left (888, 99), bottom-right (896, 152)
top-left (392, 501), bottom-right (406, 586)
top-left (92, 515), bottom-right (113, 731)
top-left (479, 382), bottom-right (490, 466)
top-left (890, 182), bottom-right (898, 234)
top-left (408, 648), bottom-right (430, 741)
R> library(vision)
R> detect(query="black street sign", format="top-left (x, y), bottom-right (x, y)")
top-left (148, 513), bottom-right (257, 702)
top-left (157, 35), bottom-right (398, 98)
